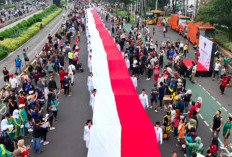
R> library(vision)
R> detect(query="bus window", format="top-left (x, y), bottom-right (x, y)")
top-left (199, 29), bottom-right (215, 39)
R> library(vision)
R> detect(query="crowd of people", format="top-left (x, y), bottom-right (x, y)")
top-left (0, 2), bottom-right (86, 156)
top-left (102, 7), bottom-right (232, 157)
top-left (0, 1), bottom-right (231, 156)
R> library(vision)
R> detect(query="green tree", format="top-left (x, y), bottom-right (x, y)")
top-left (196, 0), bottom-right (232, 41)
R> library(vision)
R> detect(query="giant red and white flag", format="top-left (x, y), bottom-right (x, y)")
top-left (86, 9), bottom-right (161, 157)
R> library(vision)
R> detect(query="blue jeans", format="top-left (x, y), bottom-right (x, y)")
top-left (15, 66), bottom-right (21, 74)
top-left (33, 137), bottom-right (41, 153)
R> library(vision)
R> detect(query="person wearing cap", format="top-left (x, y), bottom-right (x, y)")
top-left (139, 89), bottom-right (149, 109)
top-left (15, 55), bottom-right (22, 74)
top-left (19, 104), bottom-right (28, 136)
top-left (9, 74), bottom-right (17, 91)
top-left (13, 109), bottom-right (21, 139)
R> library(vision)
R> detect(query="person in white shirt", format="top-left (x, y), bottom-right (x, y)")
top-left (154, 121), bottom-right (163, 144)
top-left (87, 72), bottom-right (95, 94)
top-left (125, 56), bottom-right (130, 69)
top-left (132, 57), bottom-right (138, 74)
top-left (131, 74), bottom-right (138, 89)
top-left (89, 89), bottom-right (96, 111)
top-left (88, 55), bottom-right (92, 72)
top-left (9, 74), bottom-right (17, 90)
top-left (68, 64), bottom-right (75, 84)
top-left (139, 89), bottom-right (149, 108)
top-left (83, 120), bottom-right (92, 149)
top-left (213, 60), bottom-right (221, 80)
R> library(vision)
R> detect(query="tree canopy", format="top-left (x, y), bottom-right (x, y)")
top-left (196, 0), bottom-right (232, 30)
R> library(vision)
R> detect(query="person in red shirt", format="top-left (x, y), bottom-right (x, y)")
top-left (220, 74), bottom-right (228, 95)
top-left (188, 101), bottom-right (197, 118)
top-left (153, 64), bottom-right (160, 82)
top-left (18, 91), bottom-right (25, 105)
top-left (59, 67), bottom-right (66, 90)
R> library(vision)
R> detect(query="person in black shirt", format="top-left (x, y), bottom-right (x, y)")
top-left (48, 76), bottom-right (57, 91)
top-left (7, 98), bottom-right (18, 115)
top-left (32, 119), bottom-right (47, 154)
top-left (2, 67), bottom-right (9, 85)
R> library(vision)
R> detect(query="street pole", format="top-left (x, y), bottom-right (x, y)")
top-left (195, 0), bottom-right (199, 17)
top-left (155, 0), bottom-right (158, 10)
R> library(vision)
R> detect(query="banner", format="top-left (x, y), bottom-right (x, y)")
top-left (198, 35), bottom-right (213, 71)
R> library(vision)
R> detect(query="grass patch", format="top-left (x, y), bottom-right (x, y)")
top-left (0, 8), bottom-right (62, 56)
top-left (215, 29), bottom-right (232, 52)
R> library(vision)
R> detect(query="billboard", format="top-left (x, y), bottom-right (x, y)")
top-left (198, 35), bottom-right (213, 71)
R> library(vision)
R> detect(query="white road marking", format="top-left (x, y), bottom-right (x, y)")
top-left (222, 107), bottom-right (228, 112)
top-left (204, 121), bottom-right (209, 127)
top-left (212, 96), bottom-right (216, 100)
top-left (199, 114), bottom-right (203, 119)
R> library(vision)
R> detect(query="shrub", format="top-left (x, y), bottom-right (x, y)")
top-left (215, 30), bottom-right (232, 52)
top-left (0, 4), bottom-right (16, 10)
top-left (0, 48), bottom-right (8, 60)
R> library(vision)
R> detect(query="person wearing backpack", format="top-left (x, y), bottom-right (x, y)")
top-left (15, 55), bottom-right (22, 74)
top-left (64, 73), bottom-right (71, 96)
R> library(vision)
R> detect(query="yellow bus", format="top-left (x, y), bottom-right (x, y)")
top-left (145, 10), bottom-right (165, 25)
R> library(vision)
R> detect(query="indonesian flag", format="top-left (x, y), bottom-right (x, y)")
top-left (86, 9), bottom-right (161, 157)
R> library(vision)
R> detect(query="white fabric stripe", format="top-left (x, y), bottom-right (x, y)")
top-left (86, 9), bottom-right (121, 157)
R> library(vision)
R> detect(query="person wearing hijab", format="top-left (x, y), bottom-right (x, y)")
top-left (13, 110), bottom-right (21, 139)
top-left (185, 136), bottom-right (203, 157)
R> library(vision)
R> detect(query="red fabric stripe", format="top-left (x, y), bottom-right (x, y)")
top-left (91, 10), bottom-right (161, 157)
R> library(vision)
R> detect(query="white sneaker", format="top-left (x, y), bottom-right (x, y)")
top-left (220, 146), bottom-right (226, 150)
top-left (50, 127), bottom-right (55, 130)
top-left (28, 128), bottom-right (33, 132)
top-left (154, 110), bottom-right (158, 112)
top-left (149, 106), bottom-right (152, 109)
top-left (146, 78), bottom-right (150, 80)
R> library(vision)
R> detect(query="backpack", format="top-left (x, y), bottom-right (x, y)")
top-left (64, 77), bottom-right (70, 87)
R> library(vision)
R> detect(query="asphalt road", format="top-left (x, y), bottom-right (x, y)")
top-left (38, 11), bottom-right (224, 157)
top-left (5, 8), bottom-right (231, 157)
